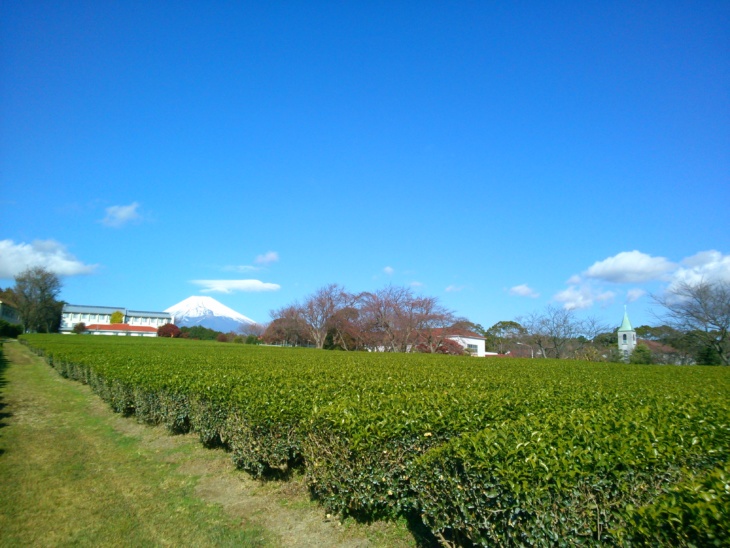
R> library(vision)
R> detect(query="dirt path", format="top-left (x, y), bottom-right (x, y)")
top-left (0, 340), bottom-right (418, 547)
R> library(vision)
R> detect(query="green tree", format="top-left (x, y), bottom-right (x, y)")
top-left (630, 343), bottom-right (653, 364)
top-left (695, 340), bottom-right (722, 365)
top-left (73, 322), bottom-right (87, 334)
top-left (593, 330), bottom-right (617, 349)
top-left (13, 267), bottom-right (63, 333)
top-left (180, 325), bottom-right (221, 340)
top-left (486, 321), bottom-right (526, 353)
top-left (111, 310), bottom-right (124, 324)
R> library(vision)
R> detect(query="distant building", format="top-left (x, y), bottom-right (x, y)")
top-left (617, 307), bottom-right (637, 361)
top-left (0, 300), bottom-right (21, 325)
top-left (61, 304), bottom-right (173, 336)
top-left (413, 328), bottom-right (488, 357)
top-left (443, 329), bottom-right (488, 357)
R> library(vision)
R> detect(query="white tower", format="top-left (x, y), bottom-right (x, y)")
top-left (617, 306), bottom-right (637, 361)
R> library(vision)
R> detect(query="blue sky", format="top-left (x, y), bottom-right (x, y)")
top-left (2, 1), bottom-right (728, 330)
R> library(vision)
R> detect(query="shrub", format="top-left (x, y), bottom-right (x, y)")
top-left (0, 318), bottom-right (22, 338)
top-left (157, 323), bottom-right (181, 338)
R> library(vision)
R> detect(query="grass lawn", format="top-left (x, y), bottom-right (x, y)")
top-left (0, 340), bottom-right (270, 546)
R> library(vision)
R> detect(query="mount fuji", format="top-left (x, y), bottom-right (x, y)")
top-left (166, 296), bottom-right (257, 333)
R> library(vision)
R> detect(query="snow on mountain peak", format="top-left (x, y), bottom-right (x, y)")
top-left (165, 296), bottom-right (256, 331)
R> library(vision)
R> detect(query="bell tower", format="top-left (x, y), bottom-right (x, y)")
top-left (617, 306), bottom-right (637, 362)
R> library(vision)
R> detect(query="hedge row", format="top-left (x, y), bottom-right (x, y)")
top-left (21, 335), bottom-right (730, 546)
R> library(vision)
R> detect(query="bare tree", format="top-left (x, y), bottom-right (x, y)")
top-left (413, 300), bottom-right (460, 353)
top-left (268, 283), bottom-right (463, 353)
top-left (520, 305), bottom-right (609, 359)
top-left (326, 294), bottom-right (362, 350)
top-left (357, 286), bottom-right (404, 352)
top-left (299, 283), bottom-right (350, 349)
top-left (264, 305), bottom-right (309, 346)
top-left (237, 322), bottom-right (266, 338)
top-left (358, 285), bottom-right (458, 353)
top-left (654, 280), bottom-right (730, 365)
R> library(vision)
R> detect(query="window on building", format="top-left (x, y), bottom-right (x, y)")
top-left (467, 344), bottom-right (478, 354)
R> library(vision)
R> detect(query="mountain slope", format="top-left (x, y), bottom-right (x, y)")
top-left (165, 296), bottom-right (256, 333)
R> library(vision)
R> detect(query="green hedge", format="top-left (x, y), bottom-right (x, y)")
top-left (20, 334), bottom-right (730, 545)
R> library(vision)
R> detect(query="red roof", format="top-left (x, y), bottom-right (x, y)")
top-left (85, 323), bottom-right (158, 333)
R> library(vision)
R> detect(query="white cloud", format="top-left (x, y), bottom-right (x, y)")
top-left (583, 250), bottom-right (675, 283)
top-left (509, 284), bottom-right (539, 298)
top-left (224, 265), bottom-right (259, 273)
top-left (255, 251), bottom-right (279, 266)
top-left (554, 284), bottom-right (615, 310)
top-left (100, 202), bottom-right (142, 228)
top-left (670, 250), bottom-right (730, 288)
top-left (0, 239), bottom-right (98, 278)
top-left (191, 279), bottom-right (281, 293)
top-left (225, 251), bottom-right (279, 273)
top-left (555, 250), bottom-right (729, 313)
top-left (383, 266), bottom-right (394, 275)
top-left (445, 284), bottom-right (465, 292)
top-left (410, 281), bottom-right (424, 288)
top-left (626, 288), bottom-right (647, 303)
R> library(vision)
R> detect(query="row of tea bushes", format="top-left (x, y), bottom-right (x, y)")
top-left (21, 335), bottom-right (729, 546)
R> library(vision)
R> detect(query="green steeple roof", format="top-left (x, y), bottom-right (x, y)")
top-left (618, 307), bottom-right (634, 332)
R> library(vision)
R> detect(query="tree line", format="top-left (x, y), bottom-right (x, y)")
top-left (263, 280), bottom-right (730, 365)
top-left (3, 267), bottom-right (728, 365)
top-left (479, 279), bottom-right (729, 365)
top-left (262, 283), bottom-right (475, 354)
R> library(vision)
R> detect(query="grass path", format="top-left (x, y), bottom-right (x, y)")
top-left (0, 341), bottom-right (417, 547)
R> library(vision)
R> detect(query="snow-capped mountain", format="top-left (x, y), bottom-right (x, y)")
top-left (165, 296), bottom-right (257, 333)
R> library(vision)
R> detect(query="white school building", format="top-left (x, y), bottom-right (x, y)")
top-left (60, 304), bottom-right (173, 337)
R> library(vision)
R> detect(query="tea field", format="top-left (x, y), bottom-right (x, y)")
top-left (20, 335), bottom-right (729, 546)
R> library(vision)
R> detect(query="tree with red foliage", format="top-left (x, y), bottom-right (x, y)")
top-left (358, 286), bottom-right (457, 353)
top-left (417, 338), bottom-right (465, 355)
top-left (263, 305), bottom-right (311, 346)
top-left (157, 323), bottom-right (181, 338)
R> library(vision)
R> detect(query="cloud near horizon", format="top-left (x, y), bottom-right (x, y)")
top-left (0, 239), bottom-right (98, 278)
top-left (583, 250), bottom-right (675, 283)
top-left (554, 249), bottom-right (730, 310)
top-left (554, 284), bottom-right (615, 310)
top-left (669, 250), bottom-right (730, 289)
top-left (100, 202), bottom-right (142, 228)
top-left (191, 279), bottom-right (281, 293)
